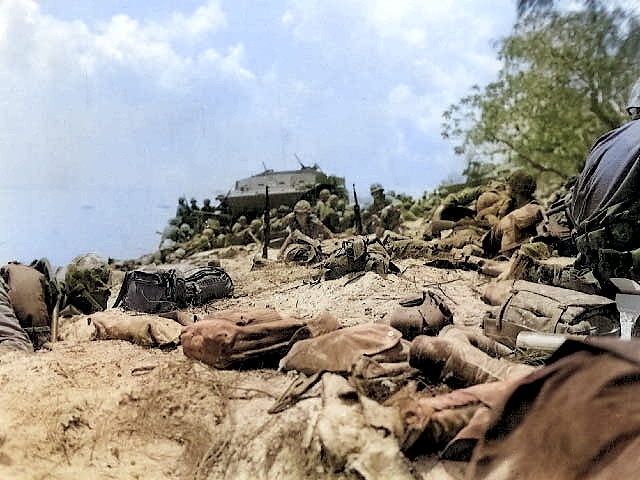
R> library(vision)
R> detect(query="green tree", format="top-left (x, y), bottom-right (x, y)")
top-left (442, 6), bottom-right (640, 182)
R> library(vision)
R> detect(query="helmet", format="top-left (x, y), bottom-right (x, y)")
top-left (250, 219), bottom-right (262, 230)
top-left (203, 198), bottom-right (211, 205)
top-left (278, 204), bottom-right (291, 214)
top-left (370, 183), bottom-right (384, 194)
top-left (190, 198), bottom-right (197, 204)
top-left (294, 200), bottom-right (311, 213)
top-left (237, 215), bottom-right (247, 224)
top-left (627, 79), bottom-right (640, 119)
top-left (507, 171), bottom-right (537, 198)
top-left (180, 223), bottom-right (191, 232)
top-left (319, 189), bottom-right (331, 200)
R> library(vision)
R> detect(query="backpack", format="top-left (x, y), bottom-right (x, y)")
top-left (113, 266), bottom-right (233, 314)
top-left (65, 254), bottom-right (112, 314)
top-left (183, 266), bottom-right (234, 306)
top-left (113, 269), bottom-right (186, 314)
top-left (320, 236), bottom-right (398, 280)
top-left (483, 280), bottom-right (620, 348)
top-left (181, 308), bottom-right (340, 369)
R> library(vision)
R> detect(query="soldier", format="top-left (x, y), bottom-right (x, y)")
top-left (175, 197), bottom-right (190, 226)
top-left (315, 189), bottom-right (332, 220)
top-left (249, 218), bottom-right (264, 243)
top-left (231, 216), bottom-right (248, 234)
top-left (379, 200), bottom-right (403, 235)
top-left (177, 223), bottom-right (193, 243)
top-left (369, 183), bottom-right (390, 215)
top-left (267, 205), bottom-right (292, 247)
top-left (201, 198), bottom-right (214, 213)
top-left (482, 172), bottom-right (543, 258)
top-left (566, 80), bottom-right (640, 287)
top-left (278, 200), bottom-right (333, 261)
top-left (188, 198), bottom-right (201, 230)
top-left (363, 183), bottom-right (391, 234)
top-left (321, 194), bottom-right (341, 232)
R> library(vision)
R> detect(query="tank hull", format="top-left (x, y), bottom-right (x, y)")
top-left (220, 166), bottom-right (337, 219)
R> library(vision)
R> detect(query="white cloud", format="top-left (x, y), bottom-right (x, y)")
top-left (1, 0), bottom-right (519, 265)
top-left (0, 0), bottom-right (251, 89)
top-left (281, 0), bottom-right (512, 136)
top-left (168, 1), bottom-right (226, 38)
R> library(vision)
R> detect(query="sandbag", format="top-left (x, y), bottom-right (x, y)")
top-left (483, 280), bottom-right (620, 348)
top-left (180, 308), bottom-right (340, 369)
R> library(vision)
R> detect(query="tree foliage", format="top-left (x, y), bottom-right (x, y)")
top-left (442, 5), bottom-right (640, 182)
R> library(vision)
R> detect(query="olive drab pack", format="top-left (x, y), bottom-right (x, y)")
top-left (0, 263), bottom-right (52, 348)
top-left (483, 280), bottom-right (620, 349)
top-left (320, 236), bottom-right (398, 280)
top-left (65, 255), bottom-right (112, 315)
top-left (572, 199), bottom-right (640, 282)
top-left (113, 266), bottom-right (233, 314)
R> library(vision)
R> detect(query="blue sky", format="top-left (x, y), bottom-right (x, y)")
top-left (1, 0), bottom-right (522, 267)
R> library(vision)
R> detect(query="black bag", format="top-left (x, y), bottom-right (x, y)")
top-left (114, 269), bottom-right (187, 314)
top-left (184, 266), bottom-right (234, 306)
top-left (114, 267), bottom-right (234, 314)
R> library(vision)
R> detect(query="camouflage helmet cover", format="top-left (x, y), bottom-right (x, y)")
top-left (507, 171), bottom-right (537, 198)
top-left (294, 200), bottom-right (312, 213)
top-left (370, 183), bottom-right (384, 194)
top-left (319, 188), bottom-right (331, 200)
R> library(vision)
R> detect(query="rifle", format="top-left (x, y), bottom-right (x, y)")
top-left (353, 184), bottom-right (363, 235)
top-left (262, 185), bottom-right (271, 259)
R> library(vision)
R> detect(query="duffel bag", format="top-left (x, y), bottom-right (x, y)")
top-left (483, 280), bottom-right (620, 348)
top-left (114, 266), bottom-right (233, 314)
top-left (113, 269), bottom-right (187, 314)
top-left (183, 266), bottom-right (234, 306)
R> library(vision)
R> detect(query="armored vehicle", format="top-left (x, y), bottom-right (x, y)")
top-left (218, 164), bottom-right (346, 219)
